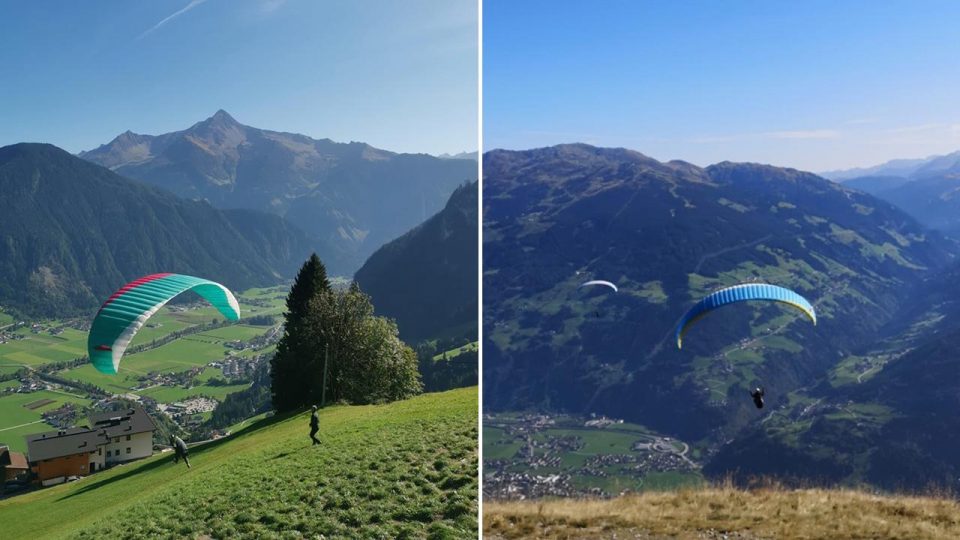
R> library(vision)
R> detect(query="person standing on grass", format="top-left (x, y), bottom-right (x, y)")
top-left (309, 405), bottom-right (321, 445)
top-left (170, 434), bottom-right (191, 468)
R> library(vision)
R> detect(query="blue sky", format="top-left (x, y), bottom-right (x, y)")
top-left (484, 1), bottom-right (960, 171)
top-left (0, 0), bottom-right (477, 155)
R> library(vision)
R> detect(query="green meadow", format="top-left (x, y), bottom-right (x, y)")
top-left (0, 390), bottom-right (93, 453)
top-left (0, 387), bottom-right (478, 540)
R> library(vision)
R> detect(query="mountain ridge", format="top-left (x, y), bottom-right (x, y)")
top-left (483, 143), bottom-right (955, 481)
top-left (354, 181), bottom-right (478, 343)
top-left (79, 110), bottom-right (477, 275)
top-left (0, 143), bottom-right (312, 317)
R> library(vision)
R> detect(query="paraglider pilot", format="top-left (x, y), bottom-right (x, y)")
top-left (310, 405), bottom-right (321, 445)
top-left (170, 434), bottom-right (191, 468)
top-left (750, 387), bottom-right (765, 409)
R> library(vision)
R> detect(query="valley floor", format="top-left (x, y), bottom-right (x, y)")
top-left (483, 485), bottom-right (960, 539)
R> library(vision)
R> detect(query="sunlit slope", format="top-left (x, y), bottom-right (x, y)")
top-left (484, 485), bottom-right (960, 539)
top-left (0, 387), bottom-right (478, 539)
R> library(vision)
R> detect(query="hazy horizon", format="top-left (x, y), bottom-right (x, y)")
top-left (484, 0), bottom-right (960, 172)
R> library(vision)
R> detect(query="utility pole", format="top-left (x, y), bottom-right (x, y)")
top-left (321, 342), bottom-right (329, 407)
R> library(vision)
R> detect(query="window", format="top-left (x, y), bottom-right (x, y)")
top-left (114, 437), bottom-right (119, 443)
top-left (98, 448), bottom-right (102, 456)
top-left (126, 435), bottom-right (131, 441)
top-left (126, 447), bottom-right (131, 454)
top-left (106, 450), bottom-right (111, 457)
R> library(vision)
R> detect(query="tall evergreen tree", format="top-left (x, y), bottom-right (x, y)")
top-left (270, 254), bottom-right (331, 412)
top-left (302, 285), bottom-right (421, 405)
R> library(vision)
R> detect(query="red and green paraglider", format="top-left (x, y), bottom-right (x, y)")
top-left (87, 273), bottom-right (240, 374)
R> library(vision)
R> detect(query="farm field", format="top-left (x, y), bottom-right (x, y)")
top-left (0, 289), bottom-right (283, 373)
top-left (60, 322), bottom-right (275, 395)
top-left (0, 329), bottom-right (87, 367)
top-left (138, 382), bottom-right (250, 403)
top-left (0, 390), bottom-right (93, 453)
top-left (485, 414), bottom-right (703, 496)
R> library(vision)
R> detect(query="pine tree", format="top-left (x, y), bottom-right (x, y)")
top-left (270, 253), bottom-right (332, 412)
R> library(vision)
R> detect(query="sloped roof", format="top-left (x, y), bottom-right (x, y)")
top-left (89, 405), bottom-right (157, 438)
top-left (26, 428), bottom-right (107, 462)
top-left (7, 451), bottom-right (28, 469)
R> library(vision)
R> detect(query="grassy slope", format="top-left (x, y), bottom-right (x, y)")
top-left (484, 485), bottom-right (960, 539)
top-left (0, 387), bottom-right (478, 540)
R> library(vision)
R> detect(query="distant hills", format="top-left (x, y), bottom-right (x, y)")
top-left (821, 152), bottom-right (960, 182)
top-left (824, 151), bottom-right (960, 235)
top-left (79, 110), bottom-right (477, 275)
top-left (483, 143), bottom-right (959, 488)
top-left (355, 181), bottom-right (477, 343)
top-left (0, 143), bottom-right (313, 317)
top-left (439, 151), bottom-right (479, 161)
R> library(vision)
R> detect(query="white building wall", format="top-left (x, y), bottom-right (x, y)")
top-left (89, 445), bottom-right (105, 471)
top-left (103, 432), bottom-right (153, 464)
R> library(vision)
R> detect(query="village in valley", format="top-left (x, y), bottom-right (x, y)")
top-left (483, 413), bottom-right (703, 500)
top-left (0, 286), bottom-right (287, 495)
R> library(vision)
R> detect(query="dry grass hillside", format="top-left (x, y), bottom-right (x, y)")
top-left (484, 484), bottom-right (960, 539)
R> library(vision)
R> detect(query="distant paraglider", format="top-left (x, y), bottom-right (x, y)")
top-left (579, 280), bottom-right (618, 293)
top-left (579, 280), bottom-right (617, 317)
top-left (675, 283), bottom-right (815, 349)
top-left (750, 387), bottom-right (765, 409)
top-left (87, 273), bottom-right (240, 374)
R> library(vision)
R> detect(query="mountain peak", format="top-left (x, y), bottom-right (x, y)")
top-left (0, 142), bottom-right (72, 166)
top-left (193, 109), bottom-right (242, 131)
top-left (114, 130), bottom-right (143, 144)
top-left (211, 109), bottom-right (236, 123)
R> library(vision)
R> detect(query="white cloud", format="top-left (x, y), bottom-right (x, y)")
top-left (768, 129), bottom-right (841, 140)
top-left (882, 123), bottom-right (943, 135)
top-left (842, 117), bottom-right (881, 126)
top-left (688, 128), bottom-right (841, 144)
top-left (260, 0), bottom-right (287, 14)
top-left (138, 0), bottom-right (209, 40)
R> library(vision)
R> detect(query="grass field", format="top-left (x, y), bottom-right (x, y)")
top-left (0, 390), bottom-right (93, 452)
top-left (484, 484), bottom-right (960, 539)
top-left (0, 287), bottom-right (284, 373)
top-left (226, 411), bottom-right (271, 434)
top-left (486, 415), bottom-right (702, 496)
top-left (434, 341), bottom-right (478, 361)
top-left (0, 329), bottom-right (87, 367)
top-left (0, 387), bottom-right (478, 539)
top-left (59, 321), bottom-right (273, 398)
top-left (137, 381), bottom-right (250, 403)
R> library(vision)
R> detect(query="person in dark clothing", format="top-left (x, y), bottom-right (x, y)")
top-left (750, 387), bottom-right (765, 409)
top-left (170, 435), bottom-right (191, 468)
top-left (309, 405), bottom-right (321, 445)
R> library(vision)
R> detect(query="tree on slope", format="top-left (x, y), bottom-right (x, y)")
top-left (301, 283), bottom-right (422, 405)
top-left (270, 253), bottom-right (331, 412)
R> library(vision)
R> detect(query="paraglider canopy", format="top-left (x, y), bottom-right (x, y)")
top-left (579, 280), bottom-right (618, 293)
top-left (675, 283), bottom-right (815, 349)
top-left (87, 273), bottom-right (240, 374)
